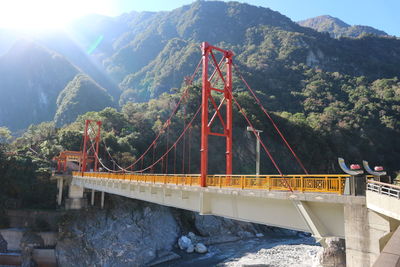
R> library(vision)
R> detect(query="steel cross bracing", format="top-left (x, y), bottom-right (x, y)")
top-left (54, 42), bottom-right (321, 192)
top-left (200, 42), bottom-right (233, 187)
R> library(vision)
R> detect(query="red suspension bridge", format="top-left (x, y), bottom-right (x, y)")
top-left (54, 42), bottom-right (350, 194)
top-left (52, 43), bottom-right (400, 267)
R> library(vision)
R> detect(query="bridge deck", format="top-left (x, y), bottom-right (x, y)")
top-left (72, 172), bottom-right (350, 194)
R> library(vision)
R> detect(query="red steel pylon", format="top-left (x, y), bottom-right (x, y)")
top-left (81, 120), bottom-right (102, 172)
top-left (200, 42), bottom-right (234, 187)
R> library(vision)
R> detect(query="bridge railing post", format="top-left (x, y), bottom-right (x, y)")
top-left (301, 176), bottom-right (304, 192)
top-left (325, 176), bottom-right (328, 192)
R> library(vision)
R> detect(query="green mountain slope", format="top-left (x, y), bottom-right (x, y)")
top-left (0, 1), bottom-right (400, 174)
top-left (0, 40), bottom-right (79, 130)
top-left (298, 15), bottom-right (388, 38)
top-left (96, 1), bottom-right (400, 104)
top-left (54, 74), bottom-right (114, 127)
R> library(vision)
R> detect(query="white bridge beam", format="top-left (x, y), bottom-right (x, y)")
top-left (72, 175), bottom-right (363, 238)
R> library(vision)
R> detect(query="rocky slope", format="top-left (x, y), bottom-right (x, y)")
top-left (0, 40), bottom-right (79, 130)
top-left (55, 196), bottom-right (298, 266)
top-left (56, 197), bottom-right (180, 266)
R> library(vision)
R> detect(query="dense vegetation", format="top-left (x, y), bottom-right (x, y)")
top-left (0, 1), bottom-right (400, 211)
top-left (0, 127), bottom-right (56, 223)
top-left (54, 74), bottom-right (114, 127)
top-left (1, 1), bottom-right (399, 131)
top-left (298, 15), bottom-right (388, 38)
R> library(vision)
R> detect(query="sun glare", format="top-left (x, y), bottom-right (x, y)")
top-left (0, 0), bottom-right (112, 30)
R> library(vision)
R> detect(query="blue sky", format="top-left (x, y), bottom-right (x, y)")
top-left (0, 0), bottom-right (397, 35)
top-left (109, 0), bottom-right (400, 36)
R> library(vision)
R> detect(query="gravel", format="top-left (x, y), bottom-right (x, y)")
top-left (221, 243), bottom-right (323, 267)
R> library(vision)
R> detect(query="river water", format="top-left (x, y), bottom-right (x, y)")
top-left (159, 235), bottom-right (322, 267)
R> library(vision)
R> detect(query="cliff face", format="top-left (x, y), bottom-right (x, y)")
top-left (55, 196), bottom-right (279, 266)
top-left (56, 197), bottom-right (179, 266)
top-left (0, 40), bottom-right (79, 130)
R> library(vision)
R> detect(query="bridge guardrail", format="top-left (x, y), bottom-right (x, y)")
top-left (73, 172), bottom-right (349, 194)
top-left (73, 172), bottom-right (201, 186)
top-left (367, 180), bottom-right (400, 199)
top-left (206, 175), bottom-right (348, 194)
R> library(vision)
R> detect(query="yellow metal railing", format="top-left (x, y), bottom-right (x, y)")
top-left (72, 172), bottom-right (349, 194)
top-left (73, 172), bottom-right (201, 186)
top-left (206, 175), bottom-right (348, 194)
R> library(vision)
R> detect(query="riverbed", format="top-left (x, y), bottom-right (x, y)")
top-left (158, 235), bottom-right (322, 267)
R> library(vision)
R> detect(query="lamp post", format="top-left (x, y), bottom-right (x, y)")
top-left (247, 126), bottom-right (263, 175)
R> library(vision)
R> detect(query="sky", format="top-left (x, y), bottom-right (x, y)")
top-left (0, 0), bottom-right (398, 36)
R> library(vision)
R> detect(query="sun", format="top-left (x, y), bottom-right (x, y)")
top-left (0, 0), bottom-right (112, 30)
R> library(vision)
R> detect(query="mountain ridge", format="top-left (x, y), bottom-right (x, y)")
top-left (0, 1), bottom-right (399, 134)
top-left (298, 15), bottom-right (388, 38)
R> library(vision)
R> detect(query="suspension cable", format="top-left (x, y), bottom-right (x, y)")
top-left (135, 105), bottom-right (201, 173)
top-left (228, 91), bottom-right (293, 192)
top-left (188, 126), bottom-right (192, 174)
top-left (233, 62), bottom-right (308, 174)
top-left (121, 57), bottom-right (203, 170)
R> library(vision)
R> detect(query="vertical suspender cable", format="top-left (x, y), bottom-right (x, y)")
top-left (165, 125), bottom-right (170, 173)
top-left (232, 63), bottom-right (308, 174)
top-left (174, 144), bottom-right (177, 174)
top-left (182, 95), bottom-right (187, 174)
top-left (188, 126), bottom-right (192, 174)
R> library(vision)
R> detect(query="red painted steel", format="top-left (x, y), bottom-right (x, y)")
top-left (81, 120), bottom-right (102, 172)
top-left (200, 42), bottom-right (234, 187)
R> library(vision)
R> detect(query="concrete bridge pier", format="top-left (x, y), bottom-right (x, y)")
top-left (344, 203), bottom-right (400, 267)
top-left (91, 189), bottom-right (95, 206)
top-left (101, 191), bottom-right (105, 209)
top-left (65, 185), bottom-right (87, 210)
top-left (56, 178), bottom-right (63, 206)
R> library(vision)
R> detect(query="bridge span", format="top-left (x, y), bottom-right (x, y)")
top-left (52, 42), bottom-right (400, 266)
top-left (51, 172), bottom-right (400, 267)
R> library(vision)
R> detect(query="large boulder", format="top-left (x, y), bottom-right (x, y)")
top-left (0, 233), bottom-right (7, 252)
top-left (56, 197), bottom-right (180, 267)
top-left (20, 232), bottom-right (44, 267)
top-left (194, 243), bottom-right (207, 254)
top-left (194, 213), bottom-right (257, 237)
top-left (178, 236), bottom-right (192, 250)
top-left (320, 237), bottom-right (346, 267)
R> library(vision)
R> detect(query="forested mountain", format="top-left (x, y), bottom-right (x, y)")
top-left (0, 1), bottom-right (399, 174)
top-left (298, 15), bottom-right (388, 38)
top-left (54, 74), bottom-right (114, 127)
top-left (0, 40), bottom-right (79, 130)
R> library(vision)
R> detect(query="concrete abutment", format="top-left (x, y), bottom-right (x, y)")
top-left (344, 203), bottom-right (400, 266)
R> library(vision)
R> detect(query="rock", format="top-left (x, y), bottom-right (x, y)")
top-left (56, 196), bottom-right (180, 267)
top-left (20, 231), bottom-right (43, 267)
top-left (147, 251), bottom-right (181, 266)
top-left (20, 231), bottom-right (44, 248)
top-left (255, 233), bottom-right (264, 238)
top-left (238, 231), bottom-right (254, 238)
top-left (195, 243), bottom-right (207, 254)
top-left (186, 244), bottom-right (194, 253)
top-left (178, 236), bottom-right (192, 250)
top-left (198, 235), bottom-right (241, 246)
top-left (0, 233), bottom-right (7, 252)
top-left (320, 237), bottom-right (346, 267)
top-left (298, 232), bottom-right (311, 238)
top-left (187, 231), bottom-right (200, 244)
top-left (194, 213), bottom-right (261, 238)
top-left (188, 232), bottom-right (196, 240)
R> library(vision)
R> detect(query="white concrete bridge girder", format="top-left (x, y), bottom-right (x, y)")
top-left (72, 176), bottom-right (349, 238)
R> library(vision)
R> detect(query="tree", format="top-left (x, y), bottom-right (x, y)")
top-left (0, 127), bottom-right (11, 144)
